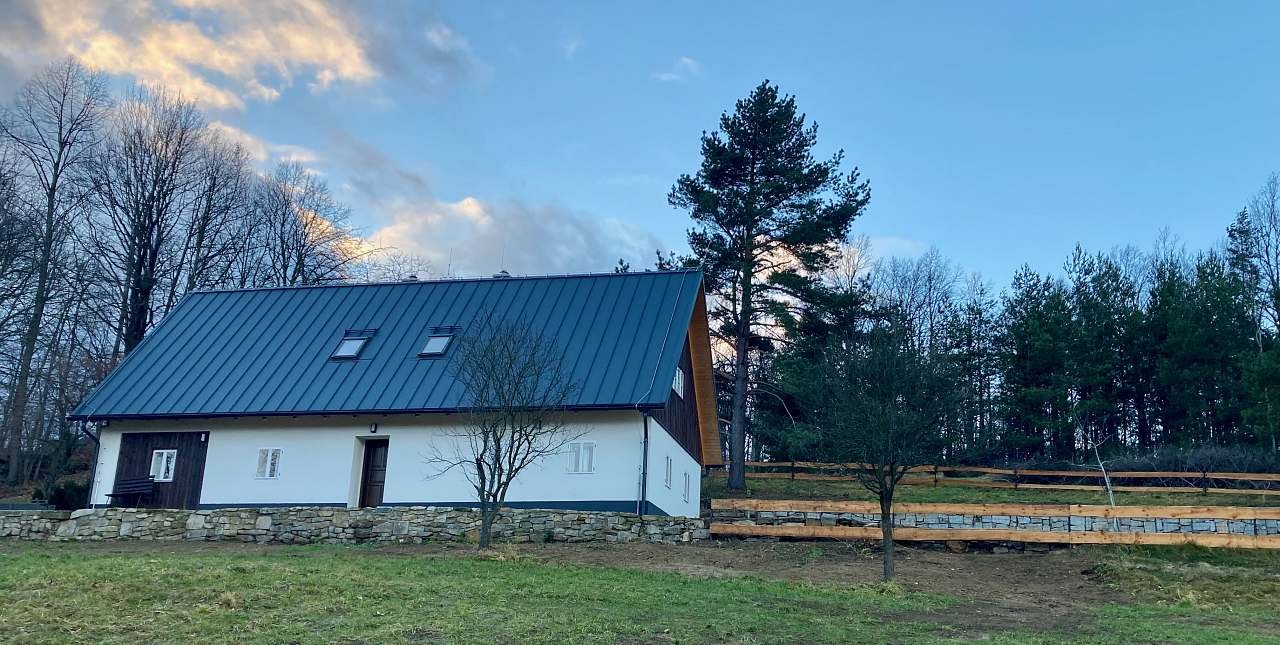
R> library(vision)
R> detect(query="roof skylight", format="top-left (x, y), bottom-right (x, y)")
top-left (331, 329), bottom-right (376, 360)
top-left (419, 334), bottom-right (452, 357)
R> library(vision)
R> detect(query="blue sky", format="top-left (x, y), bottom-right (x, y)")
top-left (4, 1), bottom-right (1278, 283)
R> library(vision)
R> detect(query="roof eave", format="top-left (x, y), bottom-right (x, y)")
top-left (68, 402), bottom-right (664, 423)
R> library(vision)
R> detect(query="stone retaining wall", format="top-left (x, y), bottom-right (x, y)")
top-left (712, 510), bottom-right (1280, 537)
top-left (0, 507), bottom-right (709, 544)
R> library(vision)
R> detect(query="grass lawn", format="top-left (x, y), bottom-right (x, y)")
top-left (2, 541), bottom-right (1279, 643)
top-left (0, 542), bottom-right (947, 644)
top-left (704, 475), bottom-right (1280, 507)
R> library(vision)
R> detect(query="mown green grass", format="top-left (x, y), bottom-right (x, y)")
top-left (2, 542), bottom-right (1278, 643)
top-left (704, 475), bottom-right (1280, 507)
top-left (0, 543), bottom-right (949, 644)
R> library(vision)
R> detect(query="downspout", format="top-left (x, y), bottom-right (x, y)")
top-left (79, 420), bottom-right (101, 510)
top-left (637, 413), bottom-right (651, 516)
top-left (633, 271), bottom-right (692, 517)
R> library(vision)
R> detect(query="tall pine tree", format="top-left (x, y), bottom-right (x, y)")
top-left (669, 80), bottom-right (870, 488)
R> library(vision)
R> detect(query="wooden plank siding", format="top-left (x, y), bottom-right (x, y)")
top-left (687, 286), bottom-right (722, 466)
top-left (651, 336), bottom-right (702, 462)
top-left (113, 432), bottom-right (209, 509)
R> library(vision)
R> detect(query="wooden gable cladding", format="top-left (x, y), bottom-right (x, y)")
top-left (651, 338), bottom-right (702, 461)
top-left (688, 286), bottom-right (722, 466)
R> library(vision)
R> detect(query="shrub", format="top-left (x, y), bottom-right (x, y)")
top-left (47, 480), bottom-right (90, 510)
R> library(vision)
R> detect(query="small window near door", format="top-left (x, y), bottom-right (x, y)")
top-left (682, 472), bottom-right (690, 503)
top-left (566, 442), bottom-right (595, 474)
top-left (672, 366), bottom-right (685, 398)
top-left (150, 449), bottom-right (177, 482)
top-left (256, 448), bottom-right (283, 479)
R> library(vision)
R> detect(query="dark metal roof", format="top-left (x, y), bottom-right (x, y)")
top-left (71, 270), bottom-right (704, 420)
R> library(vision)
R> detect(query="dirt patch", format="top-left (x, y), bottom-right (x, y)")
top-left (521, 541), bottom-right (1123, 638)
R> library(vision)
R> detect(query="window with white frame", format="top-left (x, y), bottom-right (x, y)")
top-left (150, 449), bottom-right (177, 482)
top-left (664, 455), bottom-right (672, 488)
top-left (566, 442), bottom-right (595, 474)
top-left (672, 366), bottom-right (685, 398)
top-left (682, 472), bottom-right (690, 503)
top-left (256, 448), bottom-right (283, 479)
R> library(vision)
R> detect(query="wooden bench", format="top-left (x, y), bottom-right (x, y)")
top-left (106, 476), bottom-right (155, 507)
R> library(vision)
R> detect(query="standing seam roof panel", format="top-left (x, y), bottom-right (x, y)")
top-left (69, 270), bottom-right (705, 418)
top-left (297, 284), bottom-right (395, 411)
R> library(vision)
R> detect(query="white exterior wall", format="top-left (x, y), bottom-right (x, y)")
top-left (90, 411), bottom-right (647, 510)
top-left (644, 416), bottom-right (701, 518)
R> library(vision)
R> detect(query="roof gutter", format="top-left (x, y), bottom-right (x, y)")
top-left (67, 402), bottom-right (665, 422)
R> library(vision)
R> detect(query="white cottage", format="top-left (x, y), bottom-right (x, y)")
top-left (71, 270), bottom-right (720, 518)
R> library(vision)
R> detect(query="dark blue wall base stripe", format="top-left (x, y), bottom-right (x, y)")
top-left (197, 500), bottom-right (673, 516)
top-left (197, 502), bottom-right (349, 509)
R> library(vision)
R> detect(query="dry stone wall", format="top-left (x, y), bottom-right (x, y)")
top-left (712, 509), bottom-right (1280, 537)
top-left (0, 507), bottom-right (709, 544)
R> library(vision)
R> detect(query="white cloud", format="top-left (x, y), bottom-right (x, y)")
top-left (651, 56), bottom-right (701, 82)
top-left (207, 121), bottom-right (320, 165)
top-left (368, 198), bottom-right (661, 277)
top-left (0, 0), bottom-right (481, 110)
top-left (322, 131), bottom-right (661, 276)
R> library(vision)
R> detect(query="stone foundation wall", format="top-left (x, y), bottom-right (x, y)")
top-left (0, 507), bottom-right (710, 544)
top-left (713, 510), bottom-right (1280, 537)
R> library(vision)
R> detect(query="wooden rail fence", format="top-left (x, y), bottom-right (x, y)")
top-left (708, 498), bottom-right (1280, 549)
top-left (706, 462), bottom-right (1280, 496)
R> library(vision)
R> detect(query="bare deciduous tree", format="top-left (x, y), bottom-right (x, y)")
top-left (1249, 173), bottom-right (1280, 331)
top-left (88, 85), bottom-right (206, 354)
top-left (252, 161), bottom-right (367, 287)
top-left (427, 319), bottom-right (581, 548)
top-left (0, 58), bottom-right (107, 482)
top-left (0, 58), bottom-right (377, 495)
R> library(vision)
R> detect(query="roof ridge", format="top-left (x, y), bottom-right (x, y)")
top-left (189, 268), bottom-right (703, 296)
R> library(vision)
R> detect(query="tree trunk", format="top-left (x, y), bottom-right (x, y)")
top-left (728, 264), bottom-right (753, 490)
top-left (3, 192), bottom-right (57, 484)
top-left (879, 490), bottom-right (895, 582)
top-left (477, 503), bottom-right (495, 549)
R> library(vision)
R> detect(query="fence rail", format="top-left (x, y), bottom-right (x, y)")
top-left (708, 498), bottom-right (1280, 549)
top-left (708, 523), bottom-right (1280, 548)
top-left (743, 461), bottom-right (1280, 481)
top-left (716, 462), bottom-right (1280, 495)
top-left (711, 498), bottom-right (1280, 519)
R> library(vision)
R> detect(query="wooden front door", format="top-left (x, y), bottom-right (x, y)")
top-left (359, 438), bottom-right (389, 507)
top-left (113, 432), bottom-right (209, 509)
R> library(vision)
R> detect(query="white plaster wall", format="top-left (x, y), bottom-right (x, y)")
top-left (88, 428), bottom-right (123, 507)
top-left (645, 416), bottom-right (702, 518)
top-left (91, 411), bottom-right (646, 509)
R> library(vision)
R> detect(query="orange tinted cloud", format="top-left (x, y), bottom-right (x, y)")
top-left (9, 1), bottom-right (382, 110)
